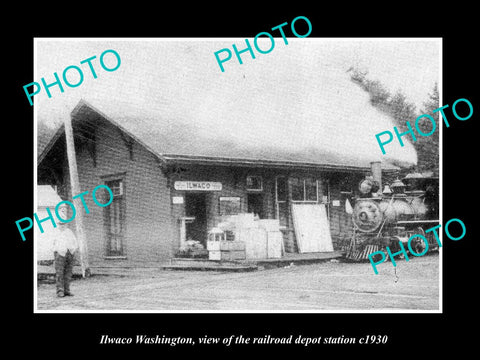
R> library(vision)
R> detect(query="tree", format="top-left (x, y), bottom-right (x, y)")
top-left (388, 91), bottom-right (417, 126)
top-left (349, 68), bottom-right (390, 109)
top-left (416, 83), bottom-right (440, 175)
top-left (421, 82), bottom-right (439, 119)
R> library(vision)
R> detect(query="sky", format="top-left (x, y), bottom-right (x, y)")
top-left (34, 38), bottom-right (441, 167)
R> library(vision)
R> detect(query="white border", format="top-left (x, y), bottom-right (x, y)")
top-left (438, 37), bottom-right (443, 313)
top-left (33, 38), bottom-right (39, 312)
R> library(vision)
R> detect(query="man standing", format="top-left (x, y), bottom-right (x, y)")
top-left (52, 206), bottom-right (79, 298)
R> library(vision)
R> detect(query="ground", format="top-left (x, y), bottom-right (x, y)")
top-left (36, 253), bottom-right (439, 311)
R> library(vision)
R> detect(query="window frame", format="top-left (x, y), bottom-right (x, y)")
top-left (246, 175), bottom-right (263, 192)
top-left (218, 196), bottom-right (242, 216)
top-left (275, 176), bottom-right (288, 228)
top-left (290, 177), bottom-right (319, 203)
top-left (103, 178), bottom-right (127, 259)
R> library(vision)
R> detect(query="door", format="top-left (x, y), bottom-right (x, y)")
top-left (247, 193), bottom-right (264, 218)
top-left (185, 193), bottom-right (207, 245)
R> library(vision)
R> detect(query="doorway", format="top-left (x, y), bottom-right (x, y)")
top-left (247, 193), bottom-right (264, 218)
top-left (185, 193), bottom-right (207, 245)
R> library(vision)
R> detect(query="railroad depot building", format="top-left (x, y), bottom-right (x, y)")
top-left (38, 100), bottom-right (399, 266)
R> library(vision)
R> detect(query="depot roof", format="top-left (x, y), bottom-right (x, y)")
top-left (39, 99), bottom-right (399, 173)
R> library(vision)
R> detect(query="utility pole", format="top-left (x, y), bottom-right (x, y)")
top-left (64, 114), bottom-right (90, 277)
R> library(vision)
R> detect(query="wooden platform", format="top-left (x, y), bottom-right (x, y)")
top-left (161, 251), bottom-right (344, 271)
top-left (162, 258), bottom-right (259, 272)
top-left (254, 250), bottom-right (344, 269)
top-left (37, 251), bottom-right (345, 278)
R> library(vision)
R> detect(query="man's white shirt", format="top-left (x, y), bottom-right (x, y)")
top-left (52, 228), bottom-right (78, 256)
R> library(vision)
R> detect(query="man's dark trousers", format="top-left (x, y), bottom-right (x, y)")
top-left (54, 251), bottom-right (74, 296)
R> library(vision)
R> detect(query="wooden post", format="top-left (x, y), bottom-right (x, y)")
top-left (64, 115), bottom-right (90, 277)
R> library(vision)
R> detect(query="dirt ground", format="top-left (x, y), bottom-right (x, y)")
top-left (36, 253), bottom-right (440, 311)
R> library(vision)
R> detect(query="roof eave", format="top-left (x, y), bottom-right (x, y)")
top-left (38, 100), bottom-right (400, 175)
top-left (162, 154), bottom-right (399, 173)
top-left (38, 124), bottom-right (65, 166)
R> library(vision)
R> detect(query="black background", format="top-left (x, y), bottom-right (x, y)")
top-left (6, 4), bottom-right (477, 356)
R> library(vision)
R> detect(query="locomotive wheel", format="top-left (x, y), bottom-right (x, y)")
top-left (412, 227), bottom-right (427, 255)
top-left (425, 224), bottom-right (440, 251)
top-left (416, 226), bottom-right (426, 237)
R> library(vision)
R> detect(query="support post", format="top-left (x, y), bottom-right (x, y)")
top-left (64, 115), bottom-right (90, 277)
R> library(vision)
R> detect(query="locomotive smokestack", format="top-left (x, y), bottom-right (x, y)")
top-left (370, 161), bottom-right (382, 193)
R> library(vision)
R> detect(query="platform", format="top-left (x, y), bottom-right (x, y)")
top-left (37, 251), bottom-right (345, 278)
top-left (161, 251), bottom-right (344, 271)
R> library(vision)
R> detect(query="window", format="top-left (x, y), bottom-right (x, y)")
top-left (275, 176), bottom-right (319, 228)
top-left (247, 193), bottom-right (264, 218)
top-left (291, 177), bottom-right (318, 202)
top-left (104, 179), bottom-right (125, 257)
top-left (291, 177), bottom-right (304, 201)
top-left (219, 197), bottom-right (241, 216)
top-left (305, 178), bottom-right (317, 201)
top-left (246, 176), bottom-right (263, 191)
top-left (276, 176), bottom-right (288, 227)
top-left (276, 176), bottom-right (287, 202)
top-left (108, 180), bottom-right (123, 196)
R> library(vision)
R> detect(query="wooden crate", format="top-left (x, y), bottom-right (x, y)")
top-left (240, 228), bottom-right (268, 259)
top-left (220, 241), bottom-right (246, 251)
top-left (220, 250), bottom-right (246, 261)
top-left (207, 240), bottom-right (245, 251)
top-left (208, 241), bottom-right (246, 260)
top-left (258, 219), bottom-right (280, 232)
top-left (266, 231), bottom-right (283, 258)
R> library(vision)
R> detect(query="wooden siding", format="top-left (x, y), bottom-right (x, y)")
top-left (59, 118), bottom-right (174, 266)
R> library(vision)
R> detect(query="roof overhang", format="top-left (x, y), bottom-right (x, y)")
top-left (162, 154), bottom-right (398, 173)
top-left (38, 99), bottom-right (170, 168)
top-left (39, 99), bottom-right (400, 174)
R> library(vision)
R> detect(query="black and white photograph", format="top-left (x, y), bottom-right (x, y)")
top-left (7, 7), bottom-right (477, 356)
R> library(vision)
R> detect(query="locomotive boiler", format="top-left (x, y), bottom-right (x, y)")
top-left (345, 164), bottom-right (439, 261)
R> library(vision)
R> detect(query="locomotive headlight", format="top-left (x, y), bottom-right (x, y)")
top-left (353, 199), bottom-right (383, 232)
top-left (359, 212), bottom-right (368, 221)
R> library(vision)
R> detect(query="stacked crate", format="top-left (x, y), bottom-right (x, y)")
top-left (206, 238), bottom-right (246, 261)
top-left (210, 214), bottom-right (283, 260)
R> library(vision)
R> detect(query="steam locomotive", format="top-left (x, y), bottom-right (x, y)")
top-left (345, 172), bottom-right (439, 261)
